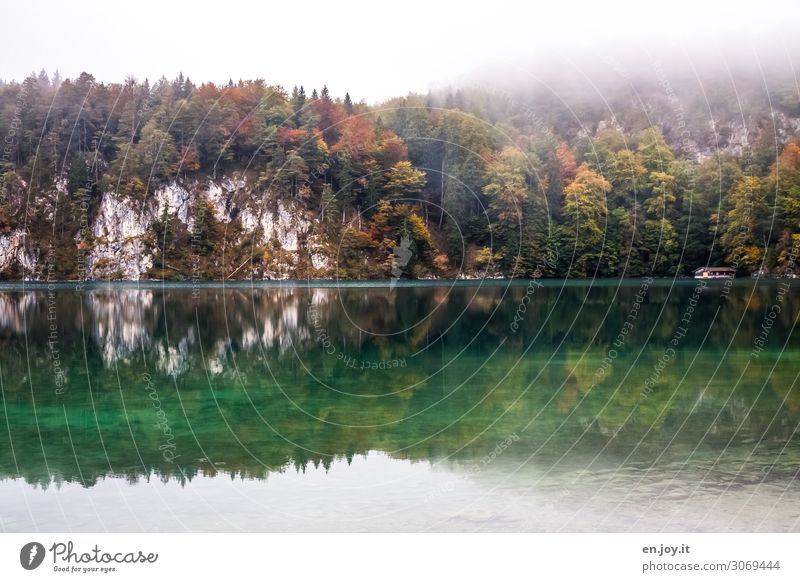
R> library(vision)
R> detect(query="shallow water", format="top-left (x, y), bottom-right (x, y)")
top-left (0, 279), bottom-right (798, 531)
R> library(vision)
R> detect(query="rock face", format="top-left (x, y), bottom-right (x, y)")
top-left (240, 203), bottom-right (302, 251)
top-left (89, 193), bottom-right (153, 280)
top-left (0, 231), bottom-right (38, 278)
top-left (154, 183), bottom-right (193, 229)
top-left (0, 176), bottom-right (333, 281)
top-left (238, 200), bottom-right (319, 279)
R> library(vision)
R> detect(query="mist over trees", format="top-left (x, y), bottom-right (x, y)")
top-left (1, 67), bottom-right (799, 280)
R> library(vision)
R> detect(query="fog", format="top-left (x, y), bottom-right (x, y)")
top-left (2, 0), bottom-right (799, 102)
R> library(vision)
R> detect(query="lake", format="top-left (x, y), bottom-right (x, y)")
top-left (0, 279), bottom-right (798, 532)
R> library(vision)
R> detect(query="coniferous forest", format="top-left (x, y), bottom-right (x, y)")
top-left (1, 68), bottom-right (799, 280)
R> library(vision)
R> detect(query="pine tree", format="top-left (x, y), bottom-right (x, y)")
top-left (291, 85), bottom-right (307, 126)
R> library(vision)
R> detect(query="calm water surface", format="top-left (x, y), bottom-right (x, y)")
top-left (0, 279), bottom-right (798, 531)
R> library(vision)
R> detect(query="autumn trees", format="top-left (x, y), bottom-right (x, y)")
top-left (768, 143), bottom-right (800, 271)
top-left (1, 70), bottom-right (800, 280)
top-left (561, 164), bottom-right (611, 276)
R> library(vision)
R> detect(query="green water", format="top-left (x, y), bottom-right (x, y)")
top-left (0, 279), bottom-right (799, 531)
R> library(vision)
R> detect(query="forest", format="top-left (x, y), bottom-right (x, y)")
top-left (1, 68), bottom-right (799, 280)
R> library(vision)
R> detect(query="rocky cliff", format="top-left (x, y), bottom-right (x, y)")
top-left (2, 176), bottom-right (333, 281)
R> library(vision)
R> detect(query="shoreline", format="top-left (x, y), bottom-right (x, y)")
top-left (0, 277), bottom-right (794, 290)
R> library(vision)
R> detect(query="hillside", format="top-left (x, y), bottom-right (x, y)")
top-left (1, 69), bottom-right (800, 281)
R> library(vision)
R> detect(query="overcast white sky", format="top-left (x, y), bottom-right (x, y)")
top-left (3, 0), bottom-right (799, 101)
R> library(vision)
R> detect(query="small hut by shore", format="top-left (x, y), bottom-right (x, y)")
top-left (693, 266), bottom-right (736, 279)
